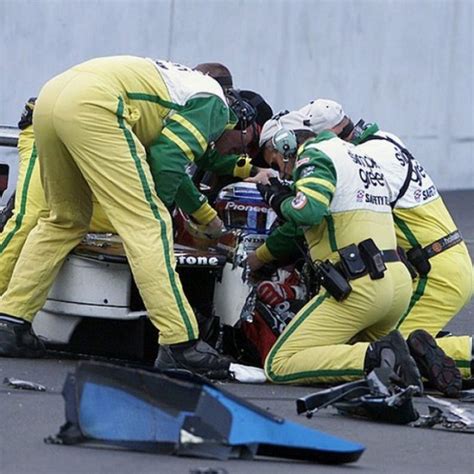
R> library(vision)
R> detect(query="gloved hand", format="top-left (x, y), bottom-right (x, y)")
top-left (18, 97), bottom-right (36, 130)
top-left (203, 215), bottom-right (226, 239)
top-left (185, 215), bottom-right (226, 240)
top-left (245, 168), bottom-right (279, 185)
top-left (257, 280), bottom-right (296, 307)
top-left (257, 177), bottom-right (293, 219)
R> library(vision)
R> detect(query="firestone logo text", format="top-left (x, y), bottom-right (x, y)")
top-left (176, 255), bottom-right (220, 266)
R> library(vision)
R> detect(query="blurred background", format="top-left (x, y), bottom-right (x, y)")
top-left (1, 0), bottom-right (472, 189)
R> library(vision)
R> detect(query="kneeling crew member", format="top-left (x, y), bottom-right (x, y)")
top-left (300, 99), bottom-right (470, 396)
top-left (251, 120), bottom-right (419, 386)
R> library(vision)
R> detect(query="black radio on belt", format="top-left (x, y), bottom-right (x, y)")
top-left (314, 239), bottom-right (388, 301)
top-left (358, 239), bottom-right (387, 280)
top-left (316, 261), bottom-right (352, 302)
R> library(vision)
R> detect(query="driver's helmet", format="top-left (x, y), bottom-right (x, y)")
top-left (215, 182), bottom-right (277, 235)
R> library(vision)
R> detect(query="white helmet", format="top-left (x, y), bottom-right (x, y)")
top-left (298, 99), bottom-right (345, 134)
top-left (259, 110), bottom-right (312, 147)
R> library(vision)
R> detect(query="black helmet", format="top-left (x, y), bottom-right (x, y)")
top-left (239, 90), bottom-right (273, 127)
top-left (226, 89), bottom-right (257, 130)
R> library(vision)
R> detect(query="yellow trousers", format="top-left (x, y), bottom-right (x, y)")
top-left (0, 127), bottom-right (113, 295)
top-left (0, 68), bottom-right (198, 344)
top-left (265, 262), bottom-right (413, 384)
top-left (397, 244), bottom-right (473, 377)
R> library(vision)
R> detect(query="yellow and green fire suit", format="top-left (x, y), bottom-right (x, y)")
top-left (263, 131), bottom-right (413, 384)
top-left (0, 56), bottom-right (240, 345)
top-left (0, 117), bottom-right (113, 295)
top-left (355, 126), bottom-right (473, 378)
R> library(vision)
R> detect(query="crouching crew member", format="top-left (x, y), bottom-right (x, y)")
top-left (0, 56), bottom-right (239, 375)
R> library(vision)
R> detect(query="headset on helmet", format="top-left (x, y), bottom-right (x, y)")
top-left (225, 89), bottom-right (257, 131)
top-left (271, 128), bottom-right (298, 162)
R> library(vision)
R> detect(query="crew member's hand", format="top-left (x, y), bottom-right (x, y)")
top-left (257, 177), bottom-right (293, 219)
top-left (245, 168), bottom-right (277, 185)
top-left (246, 251), bottom-right (265, 272)
top-left (203, 215), bottom-right (226, 239)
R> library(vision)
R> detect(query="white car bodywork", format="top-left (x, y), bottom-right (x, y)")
top-left (0, 126), bottom-right (19, 210)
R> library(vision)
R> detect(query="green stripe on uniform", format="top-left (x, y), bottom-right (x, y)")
top-left (265, 293), bottom-right (364, 382)
top-left (393, 214), bottom-right (419, 248)
top-left (163, 119), bottom-right (207, 157)
top-left (126, 92), bottom-right (183, 111)
top-left (116, 97), bottom-right (196, 340)
top-left (393, 214), bottom-right (429, 329)
top-left (324, 214), bottom-right (338, 251)
top-left (0, 144), bottom-right (38, 252)
top-left (396, 275), bottom-right (428, 329)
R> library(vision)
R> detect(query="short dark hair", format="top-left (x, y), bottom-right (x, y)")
top-left (193, 62), bottom-right (233, 89)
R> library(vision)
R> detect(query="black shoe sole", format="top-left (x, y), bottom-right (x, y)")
top-left (407, 330), bottom-right (462, 398)
top-left (388, 331), bottom-right (423, 392)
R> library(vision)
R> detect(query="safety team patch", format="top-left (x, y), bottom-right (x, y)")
top-left (295, 157), bottom-right (310, 168)
top-left (300, 166), bottom-right (316, 178)
top-left (291, 192), bottom-right (308, 209)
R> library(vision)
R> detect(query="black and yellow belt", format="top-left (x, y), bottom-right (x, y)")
top-left (380, 249), bottom-right (401, 263)
top-left (405, 230), bottom-right (463, 277)
top-left (423, 230), bottom-right (463, 259)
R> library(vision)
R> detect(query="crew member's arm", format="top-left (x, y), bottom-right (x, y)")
top-left (255, 222), bottom-right (305, 264)
top-left (174, 174), bottom-right (217, 225)
top-left (249, 132), bottom-right (338, 271)
top-left (147, 95), bottom-right (230, 209)
top-left (195, 146), bottom-right (260, 179)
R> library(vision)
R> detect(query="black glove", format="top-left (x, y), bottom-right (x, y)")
top-left (257, 177), bottom-right (293, 219)
top-left (18, 97), bottom-right (37, 130)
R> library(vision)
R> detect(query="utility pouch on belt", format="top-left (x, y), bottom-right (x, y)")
top-left (358, 239), bottom-right (386, 280)
top-left (316, 261), bottom-right (352, 302)
top-left (406, 245), bottom-right (431, 277)
top-left (338, 244), bottom-right (367, 279)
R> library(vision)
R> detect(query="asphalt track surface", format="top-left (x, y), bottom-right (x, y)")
top-left (1, 190), bottom-right (473, 474)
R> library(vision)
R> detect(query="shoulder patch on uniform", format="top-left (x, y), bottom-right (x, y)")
top-left (299, 165), bottom-right (316, 178)
top-left (295, 157), bottom-right (310, 168)
top-left (291, 192), bottom-right (308, 209)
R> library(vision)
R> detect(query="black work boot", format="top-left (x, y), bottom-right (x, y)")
top-left (154, 339), bottom-right (231, 377)
top-left (407, 329), bottom-right (462, 398)
top-left (0, 316), bottom-right (46, 358)
top-left (365, 330), bottom-right (423, 393)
